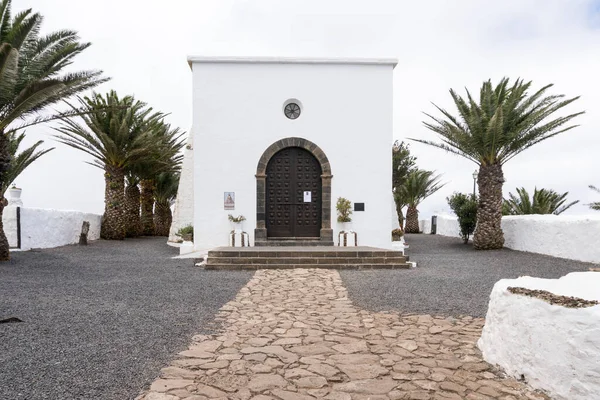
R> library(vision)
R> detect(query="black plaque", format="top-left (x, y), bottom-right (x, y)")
top-left (354, 203), bottom-right (365, 212)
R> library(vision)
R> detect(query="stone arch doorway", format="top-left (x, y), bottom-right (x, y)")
top-left (255, 138), bottom-right (333, 246)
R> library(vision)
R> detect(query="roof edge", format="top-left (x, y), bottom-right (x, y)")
top-left (186, 56), bottom-right (398, 69)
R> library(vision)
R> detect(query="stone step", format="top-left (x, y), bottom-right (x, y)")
top-left (208, 250), bottom-right (405, 258)
top-left (205, 263), bottom-right (411, 270)
top-left (206, 256), bottom-right (408, 266)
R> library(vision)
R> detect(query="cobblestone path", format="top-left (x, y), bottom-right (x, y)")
top-left (139, 269), bottom-right (550, 400)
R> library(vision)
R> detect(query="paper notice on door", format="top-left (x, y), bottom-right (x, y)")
top-left (303, 191), bottom-right (312, 202)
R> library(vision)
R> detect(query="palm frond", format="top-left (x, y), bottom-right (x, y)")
top-left (415, 78), bottom-right (583, 166)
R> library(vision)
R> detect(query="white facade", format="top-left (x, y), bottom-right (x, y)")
top-left (188, 56), bottom-right (397, 251)
top-left (479, 272), bottom-right (600, 400)
top-left (168, 132), bottom-right (195, 242)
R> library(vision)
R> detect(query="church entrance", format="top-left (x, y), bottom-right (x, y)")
top-left (266, 147), bottom-right (322, 238)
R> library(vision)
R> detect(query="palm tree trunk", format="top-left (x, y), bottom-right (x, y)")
top-left (395, 199), bottom-right (405, 233)
top-left (0, 200), bottom-right (10, 261)
top-left (0, 132), bottom-right (11, 261)
top-left (154, 201), bottom-right (172, 236)
top-left (405, 205), bottom-right (420, 233)
top-left (140, 179), bottom-right (155, 236)
top-left (100, 165), bottom-right (126, 240)
top-left (473, 163), bottom-right (505, 249)
top-left (125, 183), bottom-right (141, 237)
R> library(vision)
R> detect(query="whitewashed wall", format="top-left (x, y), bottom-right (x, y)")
top-left (169, 132), bottom-right (194, 242)
top-left (190, 57), bottom-right (395, 250)
top-left (479, 272), bottom-right (600, 400)
top-left (2, 206), bottom-right (101, 250)
top-left (431, 214), bottom-right (600, 264)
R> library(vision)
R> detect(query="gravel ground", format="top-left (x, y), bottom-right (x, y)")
top-left (340, 234), bottom-right (594, 318)
top-left (0, 238), bottom-right (252, 400)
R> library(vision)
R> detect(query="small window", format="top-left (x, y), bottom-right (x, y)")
top-left (284, 103), bottom-right (301, 120)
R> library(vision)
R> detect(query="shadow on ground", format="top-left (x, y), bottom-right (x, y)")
top-left (0, 238), bottom-right (252, 400)
top-left (340, 234), bottom-right (593, 318)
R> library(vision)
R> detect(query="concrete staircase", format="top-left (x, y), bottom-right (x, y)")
top-left (205, 246), bottom-right (411, 270)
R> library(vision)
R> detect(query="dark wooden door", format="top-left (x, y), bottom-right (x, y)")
top-left (266, 147), bottom-right (322, 238)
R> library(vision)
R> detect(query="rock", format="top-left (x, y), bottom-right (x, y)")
top-left (247, 374), bottom-right (288, 392)
top-left (337, 364), bottom-right (389, 380)
top-left (288, 344), bottom-right (335, 356)
top-left (246, 337), bottom-right (272, 346)
top-left (240, 346), bottom-right (298, 364)
top-left (439, 381), bottom-right (467, 394)
top-left (307, 363), bottom-right (340, 378)
top-left (284, 368), bottom-right (316, 379)
top-left (195, 383), bottom-right (229, 398)
top-left (331, 341), bottom-right (369, 354)
top-left (271, 389), bottom-right (316, 400)
top-left (150, 379), bottom-right (195, 393)
top-left (397, 340), bottom-right (418, 351)
top-left (295, 376), bottom-right (328, 389)
top-left (191, 340), bottom-right (223, 353)
top-left (198, 360), bottom-right (229, 369)
top-left (160, 366), bottom-right (198, 379)
top-left (333, 378), bottom-right (398, 394)
top-left (329, 354), bottom-right (380, 365)
top-left (145, 393), bottom-right (179, 400)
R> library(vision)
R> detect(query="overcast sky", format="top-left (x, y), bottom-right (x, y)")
top-left (16, 0), bottom-right (600, 217)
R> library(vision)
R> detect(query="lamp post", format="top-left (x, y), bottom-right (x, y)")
top-left (472, 170), bottom-right (478, 197)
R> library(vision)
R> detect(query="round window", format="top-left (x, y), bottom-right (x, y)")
top-left (284, 103), bottom-right (301, 120)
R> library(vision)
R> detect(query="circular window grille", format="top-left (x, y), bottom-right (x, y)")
top-left (284, 103), bottom-right (301, 120)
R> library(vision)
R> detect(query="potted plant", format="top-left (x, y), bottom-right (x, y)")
top-left (228, 214), bottom-right (246, 233)
top-left (176, 225), bottom-right (194, 242)
top-left (392, 228), bottom-right (403, 241)
top-left (336, 197), bottom-right (352, 231)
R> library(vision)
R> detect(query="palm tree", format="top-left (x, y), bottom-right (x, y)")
top-left (413, 78), bottom-right (583, 249)
top-left (154, 171), bottom-right (180, 236)
top-left (588, 185), bottom-right (600, 211)
top-left (132, 122), bottom-right (184, 236)
top-left (1, 131), bottom-right (53, 195)
top-left (0, 0), bottom-right (106, 260)
top-left (54, 91), bottom-right (163, 240)
top-left (503, 187), bottom-right (579, 215)
top-left (399, 169), bottom-right (445, 233)
top-left (392, 141), bottom-right (417, 231)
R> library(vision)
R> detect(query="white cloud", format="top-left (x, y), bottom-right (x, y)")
top-left (16, 0), bottom-right (600, 216)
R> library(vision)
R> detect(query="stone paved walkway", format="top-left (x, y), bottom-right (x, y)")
top-left (139, 269), bottom-right (550, 400)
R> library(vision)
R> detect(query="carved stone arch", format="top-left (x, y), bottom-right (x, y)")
top-left (255, 137), bottom-right (333, 246)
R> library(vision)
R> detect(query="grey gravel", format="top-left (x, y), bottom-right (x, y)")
top-left (0, 237), bottom-right (252, 400)
top-left (340, 234), bottom-right (593, 318)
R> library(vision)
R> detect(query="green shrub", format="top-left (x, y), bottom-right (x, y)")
top-left (447, 193), bottom-right (478, 244)
top-left (392, 229), bottom-right (403, 241)
top-left (176, 225), bottom-right (194, 241)
top-left (336, 197), bottom-right (352, 223)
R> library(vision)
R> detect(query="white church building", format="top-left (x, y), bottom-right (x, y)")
top-left (170, 56), bottom-right (398, 251)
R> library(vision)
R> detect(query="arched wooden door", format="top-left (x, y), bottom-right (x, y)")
top-left (266, 147), bottom-right (322, 238)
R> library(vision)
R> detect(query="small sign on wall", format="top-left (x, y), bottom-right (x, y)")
top-left (303, 191), bottom-right (312, 203)
top-left (224, 192), bottom-right (235, 210)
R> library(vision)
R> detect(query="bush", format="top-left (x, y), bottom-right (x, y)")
top-left (176, 225), bottom-right (194, 241)
top-left (392, 228), bottom-right (403, 241)
top-left (447, 193), bottom-right (478, 244)
top-left (336, 197), bottom-right (352, 223)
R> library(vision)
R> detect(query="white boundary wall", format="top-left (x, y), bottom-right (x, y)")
top-left (478, 272), bottom-right (600, 400)
top-left (2, 206), bottom-right (102, 250)
top-left (425, 214), bottom-right (600, 264)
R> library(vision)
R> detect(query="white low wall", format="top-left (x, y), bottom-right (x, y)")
top-left (431, 214), bottom-right (600, 264)
top-left (479, 272), bottom-right (600, 400)
top-left (2, 206), bottom-right (102, 250)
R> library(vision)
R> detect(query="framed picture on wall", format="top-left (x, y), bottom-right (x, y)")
top-left (224, 192), bottom-right (235, 210)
